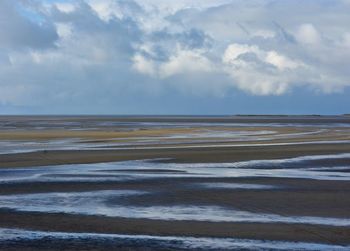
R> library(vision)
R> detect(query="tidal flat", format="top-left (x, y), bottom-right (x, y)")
top-left (0, 115), bottom-right (350, 250)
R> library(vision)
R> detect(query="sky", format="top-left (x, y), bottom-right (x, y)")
top-left (0, 0), bottom-right (350, 115)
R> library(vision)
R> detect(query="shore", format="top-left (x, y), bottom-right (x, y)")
top-left (1, 143), bottom-right (350, 168)
top-left (1, 116), bottom-right (350, 250)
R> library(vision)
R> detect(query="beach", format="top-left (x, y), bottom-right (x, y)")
top-left (0, 116), bottom-right (350, 250)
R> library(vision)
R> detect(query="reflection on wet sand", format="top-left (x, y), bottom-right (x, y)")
top-left (2, 154), bottom-right (350, 184)
top-left (0, 228), bottom-right (349, 251)
top-left (0, 154), bottom-right (350, 249)
top-left (1, 189), bottom-right (350, 226)
top-left (1, 116), bottom-right (350, 250)
top-left (1, 118), bottom-right (350, 155)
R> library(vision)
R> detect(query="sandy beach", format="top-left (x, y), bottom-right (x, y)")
top-left (0, 116), bottom-right (350, 250)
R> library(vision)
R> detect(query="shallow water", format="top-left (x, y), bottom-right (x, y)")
top-left (0, 228), bottom-right (348, 251)
top-left (1, 154), bottom-right (350, 227)
top-left (1, 153), bottom-right (350, 248)
top-left (2, 138), bottom-right (350, 155)
top-left (1, 121), bottom-right (350, 155)
top-left (2, 117), bottom-right (350, 250)
top-left (1, 191), bottom-right (350, 226)
top-left (1, 153), bottom-right (350, 184)
top-left (198, 182), bottom-right (278, 189)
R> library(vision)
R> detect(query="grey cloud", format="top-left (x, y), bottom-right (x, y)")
top-left (0, 0), bottom-right (58, 50)
top-left (271, 22), bottom-right (296, 44)
top-left (51, 2), bottom-right (141, 56)
top-left (1, 0), bottom-right (350, 111)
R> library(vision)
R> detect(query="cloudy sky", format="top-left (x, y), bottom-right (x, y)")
top-left (1, 0), bottom-right (350, 114)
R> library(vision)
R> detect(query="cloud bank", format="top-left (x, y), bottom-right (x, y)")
top-left (0, 0), bottom-right (350, 113)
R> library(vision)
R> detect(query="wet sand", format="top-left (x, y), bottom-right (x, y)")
top-left (1, 143), bottom-right (350, 168)
top-left (1, 116), bottom-right (350, 250)
top-left (1, 176), bottom-right (350, 217)
top-left (0, 209), bottom-right (349, 244)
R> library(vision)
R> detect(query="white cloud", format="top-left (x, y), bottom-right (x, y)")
top-left (222, 43), bottom-right (302, 95)
top-left (133, 0), bottom-right (234, 15)
top-left (223, 43), bottom-right (302, 70)
top-left (55, 23), bottom-right (73, 39)
top-left (265, 51), bottom-right (301, 70)
top-left (1, 0), bottom-right (350, 111)
top-left (132, 54), bottom-right (156, 76)
top-left (295, 24), bottom-right (321, 45)
top-left (159, 48), bottom-right (214, 78)
top-left (223, 44), bottom-right (260, 63)
top-left (252, 29), bottom-right (275, 39)
top-left (132, 46), bottom-right (214, 78)
top-left (55, 2), bottom-right (76, 13)
top-left (86, 0), bottom-right (124, 21)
